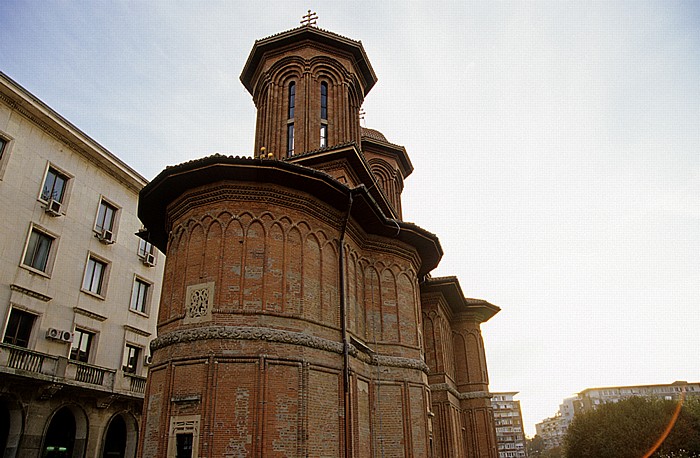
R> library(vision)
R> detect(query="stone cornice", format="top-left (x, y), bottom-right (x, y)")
top-left (73, 307), bottom-right (107, 322)
top-left (152, 325), bottom-right (428, 373)
top-left (10, 284), bottom-right (52, 302)
top-left (430, 383), bottom-right (493, 401)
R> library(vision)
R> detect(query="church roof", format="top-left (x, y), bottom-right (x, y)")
top-left (422, 276), bottom-right (500, 322)
top-left (139, 154), bottom-right (443, 276)
top-left (240, 25), bottom-right (377, 94)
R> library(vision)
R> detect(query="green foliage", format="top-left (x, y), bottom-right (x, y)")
top-left (564, 396), bottom-right (700, 458)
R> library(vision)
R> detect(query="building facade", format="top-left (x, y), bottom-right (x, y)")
top-left (491, 392), bottom-right (527, 458)
top-left (0, 72), bottom-right (164, 457)
top-left (137, 24), bottom-right (499, 458)
top-left (535, 381), bottom-right (700, 450)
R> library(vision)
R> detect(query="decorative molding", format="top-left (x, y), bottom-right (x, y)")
top-left (184, 282), bottom-right (214, 324)
top-left (151, 325), bottom-right (428, 373)
top-left (430, 383), bottom-right (493, 401)
top-left (10, 284), bottom-right (51, 302)
top-left (123, 324), bottom-right (151, 337)
top-left (73, 307), bottom-right (107, 322)
top-left (168, 183), bottom-right (343, 233)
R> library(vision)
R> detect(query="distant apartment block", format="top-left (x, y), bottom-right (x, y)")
top-left (535, 381), bottom-right (699, 450)
top-left (492, 392), bottom-right (528, 458)
top-left (0, 71), bottom-right (164, 457)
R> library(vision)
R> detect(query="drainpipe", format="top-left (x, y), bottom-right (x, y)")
top-left (339, 190), bottom-right (354, 458)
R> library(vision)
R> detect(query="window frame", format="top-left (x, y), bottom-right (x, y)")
top-left (130, 276), bottom-right (152, 315)
top-left (3, 307), bottom-right (37, 348)
top-left (0, 132), bottom-right (13, 180)
top-left (39, 163), bottom-right (72, 207)
top-left (94, 197), bottom-right (120, 240)
top-left (70, 328), bottom-right (95, 363)
top-left (81, 253), bottom-right (110, 298)
top-left (122, 343), bottom-right (141, 374)
top-left (20, 224), bottom-right (58, 276)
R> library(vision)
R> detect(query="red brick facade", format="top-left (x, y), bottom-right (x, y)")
top-left (137, 25), bottom-right (498, 458)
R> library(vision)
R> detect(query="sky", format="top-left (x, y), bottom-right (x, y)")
top-left (1, 1), bottom-right (698, 437)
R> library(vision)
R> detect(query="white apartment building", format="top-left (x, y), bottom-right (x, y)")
top-left (535, 381), bottom-right (700, 451)
top-left (0, 72), bottom-right (163, 458)
top-left (492, 392), bottom-right (528, 458)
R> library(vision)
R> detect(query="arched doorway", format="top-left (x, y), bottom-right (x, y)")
top-left (0, 396), bottom-right (24, 458)
top-left (102, 415), bottom-right (125, 458)
top-left (43, 407), bottom-right (75, 458)
top-left (101, 413), bottom-right (139, 458)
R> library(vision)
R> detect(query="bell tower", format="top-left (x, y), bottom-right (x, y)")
top-left (240, 21), bottom-right (377, 159)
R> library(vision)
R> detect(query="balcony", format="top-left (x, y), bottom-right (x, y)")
top-left (0, 343), bottom-right (144, 398)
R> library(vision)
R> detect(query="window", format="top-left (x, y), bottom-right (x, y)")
top-left (22, 227), bottom-right (54, 273)
top-left (287, 124), bottom-right (294, 157)
top-left (176, 433), bottom-right (193, 458)
top-left (95, 199), bottom-right (117, 234)
top-left (320, 82), bottom-right (328, 119)
top-left (320, 82), bottom-right (328, 148)
top-left (320, 124), bottom-right (328, 148)
top-left (288, 82), bottom-right (295, 119)
top-left (138, 239), bottom-right (154, 258)
top-left (41, 166), bottom-right (68, 203)
top-left (0, 137), bottom-right (6, 161)
top-left (70, 329), bottom-right (94, 362)
top-left (83, 256), bottom-right (108, 296)
top-left (122, 344), bottom-right (140, 373)
top-left (130, 278), bottom-right (150, 313)
top-left (3, 308), bottom-right (36, 347)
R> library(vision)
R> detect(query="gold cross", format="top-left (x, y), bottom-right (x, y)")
top-left (301, 10), bottom-right (318, 27)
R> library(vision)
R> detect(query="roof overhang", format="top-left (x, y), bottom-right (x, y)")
top-left (421, 276), bottom-right (500, 323)
top-left (139, 155), bottom-right (442, 276)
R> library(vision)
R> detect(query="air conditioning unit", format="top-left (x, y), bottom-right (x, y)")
top-left (44, 199), bottom-right (62, 216)
top-left (46, 328), bottom-right (72, 342)
top-left (97, 229), bottom-right (114, 244)
top-left (141, 253), bottom-right (156, 266)
top-left (144, 355), bottom-right (153, 366)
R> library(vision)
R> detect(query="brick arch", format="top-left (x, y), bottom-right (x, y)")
top-left (422, 312), bottom-right (438, 373)
top-left (222, 218), bottom-right (244, 311)
top-left (397, 271), bottom-right (417, 346)
top-left (452, 331), bottom-right (469, 385)
top-left (380, 268), bottom-right (399, 341)
top-left (285, 225), bottom-right (303, 316)
top-left (202, 219), bottom-right (223, 283)
top-left (304, 232), bottom-right (322, 321)
top-left (242, 220), bottom-right (266, 312)
top-left (265, 222), bottom-right (285, 313)
top-left (364, 265), bottom-right (381, 342)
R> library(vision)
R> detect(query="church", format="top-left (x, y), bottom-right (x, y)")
top-left (137, 21), bottom-right (500, 458)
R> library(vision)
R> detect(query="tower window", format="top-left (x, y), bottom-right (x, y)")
top-left (288, 82), bottom-right (295, 119)
top-left (287, 124), bottom-right (294, 156)
top-left (320, 82), bottom-right (328, 120)
top-left (320, 124), bottom-right (328, 148)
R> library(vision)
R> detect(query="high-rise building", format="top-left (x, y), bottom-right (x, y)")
top-left (137, 23), bottom-right (500, 458)
top-left (491, 392), bottom-right (527, 458)
top-left (0, 72), bottom-right (163, 457)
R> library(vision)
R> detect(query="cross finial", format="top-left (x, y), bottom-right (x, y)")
top-left (359, 108), bottom-right (366, 126)
top-left (301, 10), bottom-right (318, 27)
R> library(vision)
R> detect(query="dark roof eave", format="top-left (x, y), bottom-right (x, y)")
top-left (139, 156), bottom-right (442, 277)
top-left (421, 276), bottom-right (500, 322)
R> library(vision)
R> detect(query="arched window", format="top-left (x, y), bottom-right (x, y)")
top-left (288, 82), bottom-right (296, 119)
top-left (320, 82), bottom-right (328, 147)
top-left (320, 82), bottom-right (328, 120)
top-left (288, 82), bottom-right (295, 156)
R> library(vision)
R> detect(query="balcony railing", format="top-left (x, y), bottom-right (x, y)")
top-left (0, 343), bottom-right (144, 398)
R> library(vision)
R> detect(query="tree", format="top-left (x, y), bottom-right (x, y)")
top-left (565, 396), bottom-right (700, 458)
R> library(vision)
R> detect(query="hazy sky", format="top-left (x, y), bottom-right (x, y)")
top-left (2, 1), bottom-right (698, 437)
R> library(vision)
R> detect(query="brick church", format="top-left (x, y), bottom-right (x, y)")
top-left (137, 21), bottom-right (500, 458)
